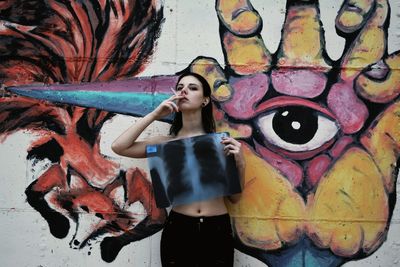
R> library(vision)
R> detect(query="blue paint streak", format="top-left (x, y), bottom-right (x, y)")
top-left (9, 89), bottom-right (172, 119)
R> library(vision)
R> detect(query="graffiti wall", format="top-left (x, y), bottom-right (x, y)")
top-left (0, 0), bottom-right (399, 266)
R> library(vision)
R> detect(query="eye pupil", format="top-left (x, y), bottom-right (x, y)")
top-left (272, 106), bottom-right (318, 145)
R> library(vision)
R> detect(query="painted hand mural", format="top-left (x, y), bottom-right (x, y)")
top-left (1, 0), bottom-right (399, 266)
top-left (0, 0), bottom-right (166, 263)
top-left (189, 0), bottom-right (399, 266)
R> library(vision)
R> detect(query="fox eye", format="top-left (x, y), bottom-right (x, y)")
top-left (256, 106), bottom-right (339, 152)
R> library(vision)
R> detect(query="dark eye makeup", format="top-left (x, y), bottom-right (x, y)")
top-left (176, 84), bottom-right (200, 91)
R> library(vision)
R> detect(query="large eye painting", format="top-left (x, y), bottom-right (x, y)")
top-left (257, 106), bottom-right (339, 152)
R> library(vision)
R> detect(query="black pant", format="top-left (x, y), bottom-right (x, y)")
top-left (160, 210), bottom-right (234, 267)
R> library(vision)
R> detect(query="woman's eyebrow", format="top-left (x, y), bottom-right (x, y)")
top-left (177, 83), bottom-right (200, 87)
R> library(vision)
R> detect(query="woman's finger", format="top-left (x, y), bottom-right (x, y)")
top-left (167, 94), bottom-right (184, 102)
top-left (224, 144), bottom-right (240, 153)
top-left (165, 101), bottom-right (178, 113)
top-left (165, 103), bottom-right (174, 113)
top-left (221, 136), bottom-right (234, 144)
top-left (222, 137), bottom-right (242, 148)
top-left (169, 101), bottom-right (179, 112)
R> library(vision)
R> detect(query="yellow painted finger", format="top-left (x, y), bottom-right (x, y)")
top-left (341, 0), bottom-right (388, 80)
top-left (360, 101), bottom-right (400, 193)
top-left (189, 57), bottom-right (232, 101)
top-left (307, 147), bottom-right (388, 257)
top-left (356, 51), bottom-right (400, 103)
top-left (336, 0), bottom-right (374, 33)
top-left (276, 1), bottom-right (330, 69)
top-left (216, 0), bottom-right (271, 75)
top-left (216, 0), bottom-right (261, 35)
top-left (226, 143), bottom-right (305, 250)
top-left (222, 32), bottom-right (271, 75)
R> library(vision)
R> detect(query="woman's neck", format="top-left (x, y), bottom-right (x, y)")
top-left (178, 111), bottom-right (205, 137)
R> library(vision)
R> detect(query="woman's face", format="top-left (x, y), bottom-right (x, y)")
top-left (176, 75), bottom-right (209, 111)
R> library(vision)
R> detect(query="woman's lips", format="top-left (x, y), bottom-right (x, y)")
top-left (178, 96), bottom-right (188, 101)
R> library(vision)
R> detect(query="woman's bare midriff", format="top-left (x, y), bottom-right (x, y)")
top-left (172, 197), bottom-right (228, 217)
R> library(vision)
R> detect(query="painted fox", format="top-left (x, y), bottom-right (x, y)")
top-left (26, 166), bottom-right (166, 262)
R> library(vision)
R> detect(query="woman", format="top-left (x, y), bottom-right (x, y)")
top-left (112, 72), bottom-right (245, 266)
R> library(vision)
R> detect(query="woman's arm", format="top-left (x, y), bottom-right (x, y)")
top-left (111, 94), bottom-right (183, 158)
top-left (111, 112), bottom-right (162, 158)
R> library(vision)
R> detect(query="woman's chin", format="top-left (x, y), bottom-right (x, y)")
top-left (178, 103), bottom-right (202, 112)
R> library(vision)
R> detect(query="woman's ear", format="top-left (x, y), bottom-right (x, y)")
top-left (203, 97), bottom-right (210, 106)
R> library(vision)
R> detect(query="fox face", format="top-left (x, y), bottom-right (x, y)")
top-left (60, 190), bottom-right (145, 249)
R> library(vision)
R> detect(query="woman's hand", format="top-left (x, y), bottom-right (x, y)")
top-left (151, 94), bottom-right (184, 120)
top-left (222, 136), bottom-right (246, 202)
top-left (221, 136), bottom-right (245, 168)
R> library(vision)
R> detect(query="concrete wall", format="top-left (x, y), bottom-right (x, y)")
top-left (1, 0), bottom-right (399, 266)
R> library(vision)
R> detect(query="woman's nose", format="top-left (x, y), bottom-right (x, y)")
top-left (180, 87), bottom-right (188, 95)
